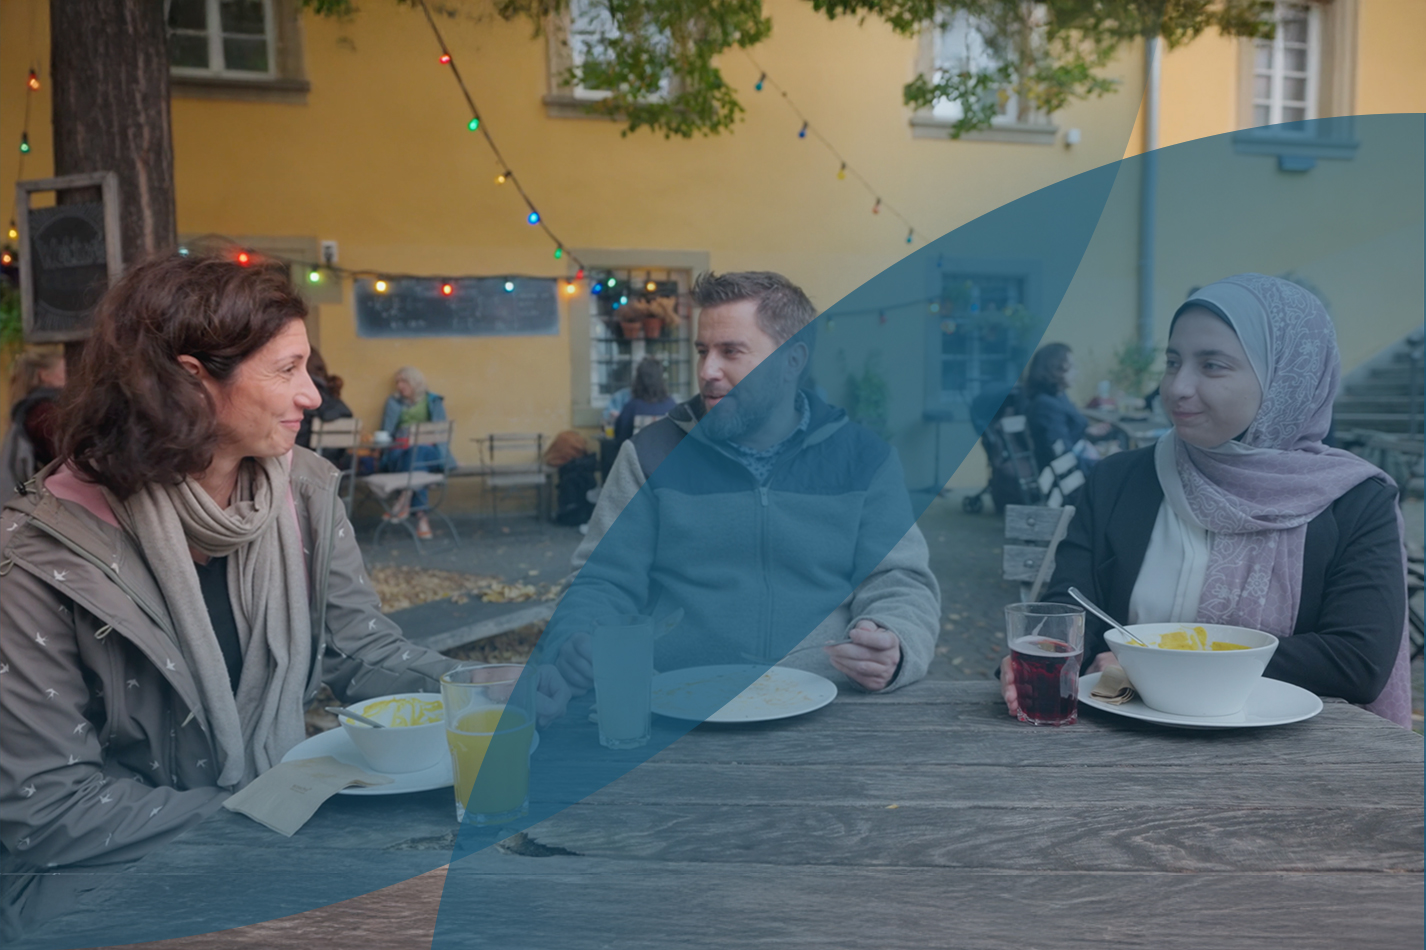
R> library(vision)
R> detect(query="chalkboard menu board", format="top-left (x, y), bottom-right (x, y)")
top-left (17, 172), bottom-right (123, 343)
top-left (355, 278), bottom-right (560, 338)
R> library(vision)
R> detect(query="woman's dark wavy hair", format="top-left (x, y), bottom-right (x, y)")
top-left (61, 253), bottom-right (308, 499)
top-left (631, 356), bottom-right (669, 403)
top-left (1025, 342), bottom-right (1073, 399)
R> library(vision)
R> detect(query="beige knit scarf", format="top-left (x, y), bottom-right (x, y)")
top-left (106, 455), bottom-right (311, 788)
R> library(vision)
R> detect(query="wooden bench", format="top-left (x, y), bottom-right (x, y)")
top-left (1002, 503), bottom-right (1076, 602)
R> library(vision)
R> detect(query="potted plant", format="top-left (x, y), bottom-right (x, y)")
top-left (618, 305), bottom-right (646, 339)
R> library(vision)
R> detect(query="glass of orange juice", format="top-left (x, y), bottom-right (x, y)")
top-left (439, 664), bottom-right (535, 824)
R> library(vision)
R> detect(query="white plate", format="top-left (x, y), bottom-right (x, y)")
top-left (651, 665), bottom-right (837, 724)
top-left (1079, 671), bottom-right (1323, 729)
top-left (280, 726), bottom-right (539, 796)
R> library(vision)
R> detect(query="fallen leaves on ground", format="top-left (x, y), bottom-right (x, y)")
top-left (369, 566), bottom-right (562, 613)
top-left (443, 623), bottom-right (545, 665)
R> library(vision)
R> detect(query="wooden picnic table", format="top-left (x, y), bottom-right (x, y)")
top-left (11, 681), bottom-right (1423, 949)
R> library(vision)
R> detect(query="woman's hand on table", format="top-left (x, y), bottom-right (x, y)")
top-left (534, 664), bottom-right (573, 726)
top-left (1000, 650), bottom-right (1119, 717)
top-left (826, 620), bottom-right (901, 691)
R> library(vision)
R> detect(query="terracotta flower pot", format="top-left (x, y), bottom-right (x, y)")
top-left (619, 319), bottom-right (644, 339)
top-left (643, 316), bottom-right (664, 339)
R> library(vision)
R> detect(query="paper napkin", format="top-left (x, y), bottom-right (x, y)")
top-left (1089, 666), bottom-right (1138, 705)
top-left (223, 755), bottom-right (393, 836)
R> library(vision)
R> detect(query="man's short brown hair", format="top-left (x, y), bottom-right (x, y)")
top-left (691, 271), bottom-right (817, 347)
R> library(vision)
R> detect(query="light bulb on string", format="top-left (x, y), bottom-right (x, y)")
top-left (26, 70), bottom-right (40, 91)
top-left (527, 211), bottom-right (540, 225)
top-left (504, 280), bottom-right (515, 292)
top-left (906, 229), bottom-right (914, 244)
top-left (755, 73), bottom-right (765, 91)
top-left (575, 268), bottom-right (585, 280)
top-left (797, 122), bottom-right (808, 139)
top-left (236, 251), bottom-right (251, 266)
top-left (553, 247), bottom-right (563, 259)
top-left (374, 279), bottom-right (389, 293)
top-left (467, 117), bottom-right (480, 131)
top-left (441, 282), bottom-right (455, 296)
top-left (837, 163), bottom-right (846, 180)
top-left (495, 172), bottom-right (507, 184)
top-left (1, 251), bottom-right (12, 266)
top-left (619, 295), bottom-right (628, 305)
top-left (308, 269), bottom-right (322, 284)
top-left (6, 222), bottom-right (16, 241)
top-left (19, 132), bottom-right (30, 154)
top-left (872, 198), bottom-right (881, 215)
top-left (592, 283), bottom-right (604, 294)
top-left (439, 53), bottom-right (451, 64)
top-left (607, 277), bottom-right (617, 287)
top-left (645, 281), bottom-right (657, 292)
top-left (564, 282), bottom-right (578, 296)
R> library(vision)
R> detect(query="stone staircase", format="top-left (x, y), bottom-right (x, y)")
top-left (1335, 328), bottom-right (1425, 497)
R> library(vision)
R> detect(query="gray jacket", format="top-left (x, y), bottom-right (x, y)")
top-left (554, 393), bottom-right (940, 691)
top-left (0, 450), bottom-right (454, 870)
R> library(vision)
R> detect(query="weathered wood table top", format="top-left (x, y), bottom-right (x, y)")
top-left (12, 681), bottom-right (1424, 950)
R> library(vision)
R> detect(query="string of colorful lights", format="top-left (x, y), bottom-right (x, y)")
top-left (744, 51), bottom-right (924, 246)
top-left (414, 0), bottom-right (585, 272)
top-left (1, 64), bottom-right (39, 267)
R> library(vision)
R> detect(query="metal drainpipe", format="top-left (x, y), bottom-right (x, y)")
top-left (1138, 35), bottom-right (1161, 354)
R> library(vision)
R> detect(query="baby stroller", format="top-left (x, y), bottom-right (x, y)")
top-left (962, 384), bottom-right (1042, 513)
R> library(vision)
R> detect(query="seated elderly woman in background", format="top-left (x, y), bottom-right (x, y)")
top-left (1002, 274), bottom-right (1412, 726)
top-left (379, 365), bottom-right (454, 540)
top-left (0, 255), bottom-right (568, 903)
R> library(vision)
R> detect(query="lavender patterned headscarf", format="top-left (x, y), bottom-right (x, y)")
top-left (1155, 274), bottom-right (1412, 726)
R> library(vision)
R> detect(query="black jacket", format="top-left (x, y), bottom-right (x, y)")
top-left (1043, 446), bottom-right (1405, 703)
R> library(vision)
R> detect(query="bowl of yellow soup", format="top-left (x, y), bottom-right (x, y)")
top-left (339, 692), bottom-right (446, 773)
top-left (1105, 623), bottom-right (1279, 717)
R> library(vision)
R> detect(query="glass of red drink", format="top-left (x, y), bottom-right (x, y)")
top-left (1005, 602), bottom-right (1085, 726)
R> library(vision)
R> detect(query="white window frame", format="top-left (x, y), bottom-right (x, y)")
top-left (928, 11), bottom-right (1028, 128)
top-left (1251, 1), bottom-right (1321, 128)
top-left (167, 0), bottom-right (277, 82)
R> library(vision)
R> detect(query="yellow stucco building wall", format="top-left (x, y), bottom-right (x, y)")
top-left (2, 0), bottom-right (1422, 486)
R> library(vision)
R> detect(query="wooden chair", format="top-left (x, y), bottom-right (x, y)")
top-left (361, 420), bottom-right (458, 551)
top-left (1002, 504), bottom-right (1076, 603)
top-left (306, 416), bottom-right (363, 517)
top-left (478, 432), bottom-right (551, 520)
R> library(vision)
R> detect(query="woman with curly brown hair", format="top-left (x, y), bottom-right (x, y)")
top-left (0, 253), bottom-right (568, 921)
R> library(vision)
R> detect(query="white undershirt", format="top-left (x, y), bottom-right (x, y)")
top-left (1127, 500), bottom-right (1213, 624)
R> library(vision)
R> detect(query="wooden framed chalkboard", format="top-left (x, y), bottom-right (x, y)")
top-left (16, 172), bottom-right (123, 343)
top-left (355, 277), bottom-right (560, 338)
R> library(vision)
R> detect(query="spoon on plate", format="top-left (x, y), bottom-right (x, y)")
top-left (1066, 587), bottom-right (1150, 647)
top-left (325, 706), bottom-right (386, 729)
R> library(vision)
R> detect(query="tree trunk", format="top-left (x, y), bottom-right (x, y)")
top-left (50, 0), bottom-right (177, 264)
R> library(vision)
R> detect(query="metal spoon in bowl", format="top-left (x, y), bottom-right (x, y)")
top-left (1066, 587), bottom-right (1150, 647)
top-left (325, 706), bottom-right (386, 729)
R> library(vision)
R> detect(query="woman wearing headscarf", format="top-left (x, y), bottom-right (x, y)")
top-left (0, 255), bottom-right (570, 907)
top-left (1002, 274), bottom-right (1411, 726)
top-left (379, 366), bottom-right (454, 540)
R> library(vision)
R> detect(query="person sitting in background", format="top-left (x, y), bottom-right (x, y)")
top-left (1, 349), bottom-right (66, 500)
top-left (379, 366), bottom-right (454, 540)
top-left (294, 346), bottom-right (354, 467)
top-left (1024, 343), bottom-right (1113, 472)
top-left (613, 357), bottom-right (677, 450)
